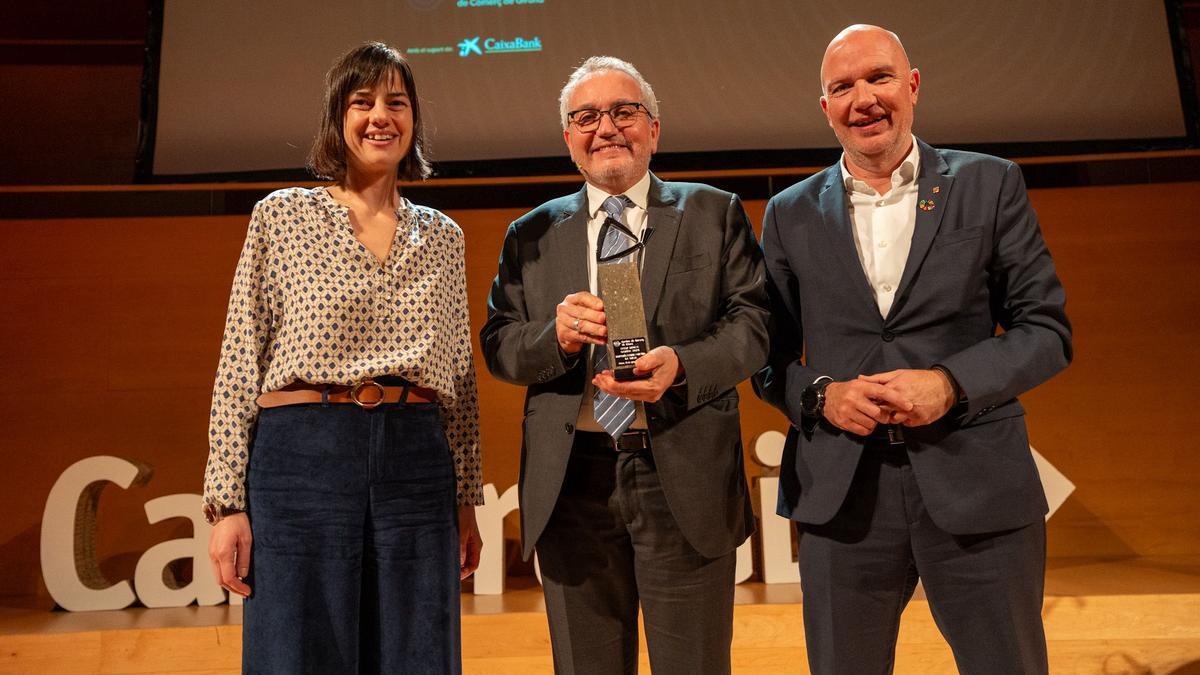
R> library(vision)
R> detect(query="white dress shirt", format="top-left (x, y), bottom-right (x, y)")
top-left (575, 172), bottom-right (651, 432)
top-left (839, 137), bottom-right (921, 318)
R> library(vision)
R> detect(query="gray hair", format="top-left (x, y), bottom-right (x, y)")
top-left (558, 56), bottom-right (660, 130)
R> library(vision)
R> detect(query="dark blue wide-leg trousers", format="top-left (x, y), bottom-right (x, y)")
top-left (243, 401), bottom-right (461, 674)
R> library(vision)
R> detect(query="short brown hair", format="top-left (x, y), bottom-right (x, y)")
top-left (307, 42), bottom-right (431, 182)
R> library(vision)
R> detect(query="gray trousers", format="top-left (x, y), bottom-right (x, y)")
top-left (536, 433), bottom-right (736, 675)
top-left (800, 441), bottom-right (1048, 675)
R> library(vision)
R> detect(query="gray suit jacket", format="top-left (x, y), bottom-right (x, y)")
top-left (481, 175), bottom-right (770, 559)
top-left (756, 139), bottom-right (1072, 535)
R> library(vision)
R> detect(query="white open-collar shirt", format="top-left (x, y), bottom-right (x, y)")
top-left (839, 137), bottom-right (921, 318)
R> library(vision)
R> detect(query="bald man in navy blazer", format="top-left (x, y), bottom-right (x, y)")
top-left (755, 25), bottom-right (1072, 674)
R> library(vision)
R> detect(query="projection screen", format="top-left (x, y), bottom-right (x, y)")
top-left (148, 0), bottom-right (1190, 177)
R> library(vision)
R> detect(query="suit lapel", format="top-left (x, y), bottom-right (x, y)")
top-left (640, 175), bottom-right (682, 319)
top-left (551, 187), bottom-right (590, 302)
top-left (818, 167), bottom-right (878, 309)
top-left (889, 139), bottom-right (953, 320)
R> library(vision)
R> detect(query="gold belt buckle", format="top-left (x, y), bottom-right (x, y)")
top-left (350, 379), bottom-right (385, 409)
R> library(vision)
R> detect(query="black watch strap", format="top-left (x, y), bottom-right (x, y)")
top-left (802, 376), bottom-right (833, 419)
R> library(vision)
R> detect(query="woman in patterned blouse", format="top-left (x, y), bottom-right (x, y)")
top-left (203, 42), bottom-right (483, 673)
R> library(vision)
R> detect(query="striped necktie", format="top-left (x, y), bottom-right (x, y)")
top-left (593, 195), bottom-right (638, 440)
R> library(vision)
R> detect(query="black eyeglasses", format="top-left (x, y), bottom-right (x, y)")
top-left (597, 216), bottom-right (644, 263)
top-left (568, 102), bottom-right (653, 132)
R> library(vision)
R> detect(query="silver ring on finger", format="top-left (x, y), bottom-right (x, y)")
top-left (572, 318), bottom-right (581, 331)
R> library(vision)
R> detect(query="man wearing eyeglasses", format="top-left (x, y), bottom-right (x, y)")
top-left (481, 56), bottom-right (769, 673)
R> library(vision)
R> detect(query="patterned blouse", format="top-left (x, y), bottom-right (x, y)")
top-left (204, 186), bottom-right (483, 511)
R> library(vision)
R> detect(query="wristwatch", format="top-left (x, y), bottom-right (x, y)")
top-left (203, 502), bottom-right (244, 525)
top-left (801, 377), bottom-right (834, 419)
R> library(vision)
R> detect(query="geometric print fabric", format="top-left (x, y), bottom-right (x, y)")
top-left (204, 186), bottom-right (483, 512)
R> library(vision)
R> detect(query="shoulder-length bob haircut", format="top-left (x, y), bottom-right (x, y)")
top-left (307, 42), bottom-right (431, 183)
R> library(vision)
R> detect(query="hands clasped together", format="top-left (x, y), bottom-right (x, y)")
top-left (556, 291), bottom-right (682, 404)
top-left (823, 369), bottom-right (957, 436)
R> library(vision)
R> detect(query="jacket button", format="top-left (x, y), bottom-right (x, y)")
top-left (881, 330), bottom-right (895, 342)
top-left (564, 423), bottom-right (574, 434)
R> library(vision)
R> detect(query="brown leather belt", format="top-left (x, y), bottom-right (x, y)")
top-left (256, 379), bottom-right (437, 409)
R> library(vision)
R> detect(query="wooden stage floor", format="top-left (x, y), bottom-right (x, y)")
top-left (2, 556), bottom-right (1199, 674)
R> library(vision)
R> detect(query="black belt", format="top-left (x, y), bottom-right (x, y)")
top-left (866, 424), bottom-right (906, 445)
top-left (575, 429), bottom-right (652, 452)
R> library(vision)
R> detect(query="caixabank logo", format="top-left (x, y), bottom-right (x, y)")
top-left (457, 35), bottom-right (543, 57)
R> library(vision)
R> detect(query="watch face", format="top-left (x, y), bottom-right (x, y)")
top-left (801, 386), bottom-right (819, 413)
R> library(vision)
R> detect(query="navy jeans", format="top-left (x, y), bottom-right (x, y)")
top-left (243, 401), bottom-right (461, 674)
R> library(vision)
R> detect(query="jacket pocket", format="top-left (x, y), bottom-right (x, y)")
top-left (667, 252), bottom-right (711, 275)
top-left (932, 226), bottom-right (983, 249)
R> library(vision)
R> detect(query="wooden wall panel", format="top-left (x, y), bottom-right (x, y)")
top-left (1019, 182), bottom-right (1199, 557)
top-left (0, 181), bottom-right (1196, 607)
top-left (0, 64), bottom-right (141, 185)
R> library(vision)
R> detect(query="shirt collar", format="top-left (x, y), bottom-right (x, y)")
top-left (839, 135), bottom-right (920, 195)
top-left (317, 185), bottom-right (411, 216)
top-left (586, 172), bottom-right (651, 218)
